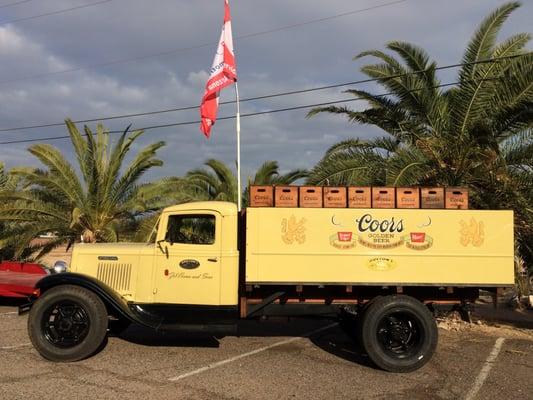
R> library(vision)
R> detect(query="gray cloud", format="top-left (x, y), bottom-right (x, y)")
top-left (0, 0), bottom-right (531, 180)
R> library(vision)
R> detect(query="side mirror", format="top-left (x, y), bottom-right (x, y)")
top-left (156, 239), bottom-right (169, 257)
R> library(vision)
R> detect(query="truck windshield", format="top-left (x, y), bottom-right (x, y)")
top-left (146, 214), bottom-right (161, 244)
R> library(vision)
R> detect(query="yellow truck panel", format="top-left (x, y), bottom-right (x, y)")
top-left (69, 243), bottom-right (156, 303)
top-left (245, 208), bottom-right (514, 286)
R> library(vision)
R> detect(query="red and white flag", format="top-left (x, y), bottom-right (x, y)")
top-left (200, 0), bottom-right (237, 138)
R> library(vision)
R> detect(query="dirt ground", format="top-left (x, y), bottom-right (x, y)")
top-left (437, 303), bottom-right (533, 341)
top-left (1, 299), bottom-right (532, 400)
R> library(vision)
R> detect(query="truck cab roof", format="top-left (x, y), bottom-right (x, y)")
top-left (162, 201), bottom-right (238, 216)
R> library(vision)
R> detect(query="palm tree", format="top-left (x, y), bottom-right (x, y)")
top-left (0, 163), bottom-right (7, 191)
top-left (0, 162), bottom-right (20, 261)
top-left (130, 176), bottom-right (192, 242)
top-left (186, 159), bottom-right (239, 203)
top-left (130, 160), bottom-right (307, 242)
top-left (0, 119), bottom-right (166, 259)
top-left (0, 162), bottom-right (20, 193)
top-left (185, 159), bottom-right (308, 205)
top-left (308, 1), bottom-right (532, 263)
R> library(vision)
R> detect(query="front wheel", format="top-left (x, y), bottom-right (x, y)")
top-left (360, 295), bottom-right (438, 373)
top-left (108, 318), bottom-right (131, 336)
top-left (28, 285), bottom-right (108, 362)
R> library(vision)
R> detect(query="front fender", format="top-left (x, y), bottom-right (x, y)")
top-left (23, 273), bottom-right (150, 327)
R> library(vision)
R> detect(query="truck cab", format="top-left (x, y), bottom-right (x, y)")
top-left (68, 202), bottom-right (239, 307)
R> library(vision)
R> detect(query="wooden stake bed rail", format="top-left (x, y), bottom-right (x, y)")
top-left (238, 284), bottom-right (485, 318)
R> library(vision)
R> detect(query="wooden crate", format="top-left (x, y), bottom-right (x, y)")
top-left (445, 187), bottom-right (469, 209)
top-left (348, 187), bottom-right (371, 208)
top-left (249, 185), bottom-right (273, 207)
top-left (421, 187), bottom-right (445, 209)
top-left (372, 187), bottom-right (396, 209)
top-left (275, 186), bottom-right (298, 207)
top-left (324, 187), bottom-right (347, 208)
top-left (299, 186), bottom-right (323, 208)
top-left (396, 187), bottom-right (420, 209)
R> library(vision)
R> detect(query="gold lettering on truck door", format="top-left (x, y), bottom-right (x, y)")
top-left (281, 215), bottom-right (307, 244)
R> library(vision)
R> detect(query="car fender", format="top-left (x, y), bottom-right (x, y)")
top-left (29, 273), bottom-right (151, 327)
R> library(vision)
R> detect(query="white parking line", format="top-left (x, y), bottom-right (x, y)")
top-left (0, 311), bottom-right (19, 316)
top-left (168, 322), bottom-right (338, 382)
top-left (464, 337), bottom-right (505, 400)
top-left (0, 342), bottom-right (31, 350)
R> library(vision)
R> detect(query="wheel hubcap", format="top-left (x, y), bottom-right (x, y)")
top-left (41, 301), bottom-right (91, 348)
top-left (377, 312), bottom-right (422, 359)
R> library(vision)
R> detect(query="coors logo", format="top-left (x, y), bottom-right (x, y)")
top-left (356, 213), bottom-right (404, 233)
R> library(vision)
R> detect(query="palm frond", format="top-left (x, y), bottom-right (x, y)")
top-left (460, 1), bottom-right (521, 78)
top-left (252, 161), bottom-right (280, 184)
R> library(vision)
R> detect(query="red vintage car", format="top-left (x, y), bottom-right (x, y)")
top-left (0, 261), bottom-right (49, 298)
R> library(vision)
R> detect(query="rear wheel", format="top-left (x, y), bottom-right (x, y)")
top-left (28, 285), bottom-right (108, 362)
top-left (360, 295), bottom-right (437, 373)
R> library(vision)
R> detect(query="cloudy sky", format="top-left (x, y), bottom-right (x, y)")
top-left (0, 0), bottom-right (531, 181)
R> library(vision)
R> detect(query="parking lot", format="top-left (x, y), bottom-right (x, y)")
top-left (1, 303), bottom-right (532, 400)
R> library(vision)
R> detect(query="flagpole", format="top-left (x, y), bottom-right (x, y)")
top-left (235, 81), bottom-right (242, 212)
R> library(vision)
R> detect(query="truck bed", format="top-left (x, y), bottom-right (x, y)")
top-left (244, 208), bottom-right (514, 287)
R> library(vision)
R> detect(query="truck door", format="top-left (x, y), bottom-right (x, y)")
top-left (154, 211), bottom-right (221, 305)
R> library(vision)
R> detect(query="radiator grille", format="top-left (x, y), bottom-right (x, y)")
top-left (96, 263), bottom-right (132, 291)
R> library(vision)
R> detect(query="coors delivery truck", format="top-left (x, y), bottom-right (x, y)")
top-left (21, 185), bottom-right (514, 372)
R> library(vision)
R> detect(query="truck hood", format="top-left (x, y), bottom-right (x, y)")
top-left (72, 242), bottom-right (151, 255)
top-left (69, 242), bottom-right (154, 276)
top-left (68, 242), bottom-right (156, 296)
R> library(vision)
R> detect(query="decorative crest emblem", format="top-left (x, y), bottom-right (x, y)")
top-left (281, 215), bottom-right (307, 244)
top-left (459, 218), bottom-right (484, 247)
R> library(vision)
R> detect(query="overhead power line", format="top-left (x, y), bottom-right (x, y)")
top-left (0, 0), bottom-right (34, 10)
top-left (0, 78), bottom-right (500, 146)
top-left (233, 0), bottom-right (407, 41)
top-left (0, 0), bottom-right (112, 25)
top-left (0, 52), bottom-right (528, 134)
top-left (0, 0), bottom-right (406, 86)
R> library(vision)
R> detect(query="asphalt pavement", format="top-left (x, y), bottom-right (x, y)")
top-left (0, 304), bottom-right (531, 400)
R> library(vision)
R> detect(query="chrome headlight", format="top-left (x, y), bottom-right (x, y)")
top-left (52, 260), bottom-right (68, 274)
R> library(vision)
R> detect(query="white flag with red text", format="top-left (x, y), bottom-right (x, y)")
top-left (200, 0), bottom-right (237, 138)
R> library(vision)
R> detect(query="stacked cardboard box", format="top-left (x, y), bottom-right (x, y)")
top-left (249, 185), bottom-right (468, 209)
top-left (324, 187), bottom-right (347, 208)
top-left (299, 187), bottom-right (322, 208)
top-left (396, 188), bottom-right (420, 209)
top-left (348, 187), bottom-right (371, 208)
top-left (372, 187), bottom-right (395, 209)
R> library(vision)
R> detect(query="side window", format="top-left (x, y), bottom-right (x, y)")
top-left (165, 214), bottom-right (216, 245)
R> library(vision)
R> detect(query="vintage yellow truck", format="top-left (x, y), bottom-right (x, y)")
top-left (23, 201), bottom-right (514, 372)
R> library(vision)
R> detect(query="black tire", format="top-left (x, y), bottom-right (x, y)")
top-left (340, 297), bottom-right (383, 348)
top-left (360, 295), bottom-right (438, 373)
top-left (28, 285), bottom-right (108, 362)
top-left (354, 296), bottom-right (384, 345)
